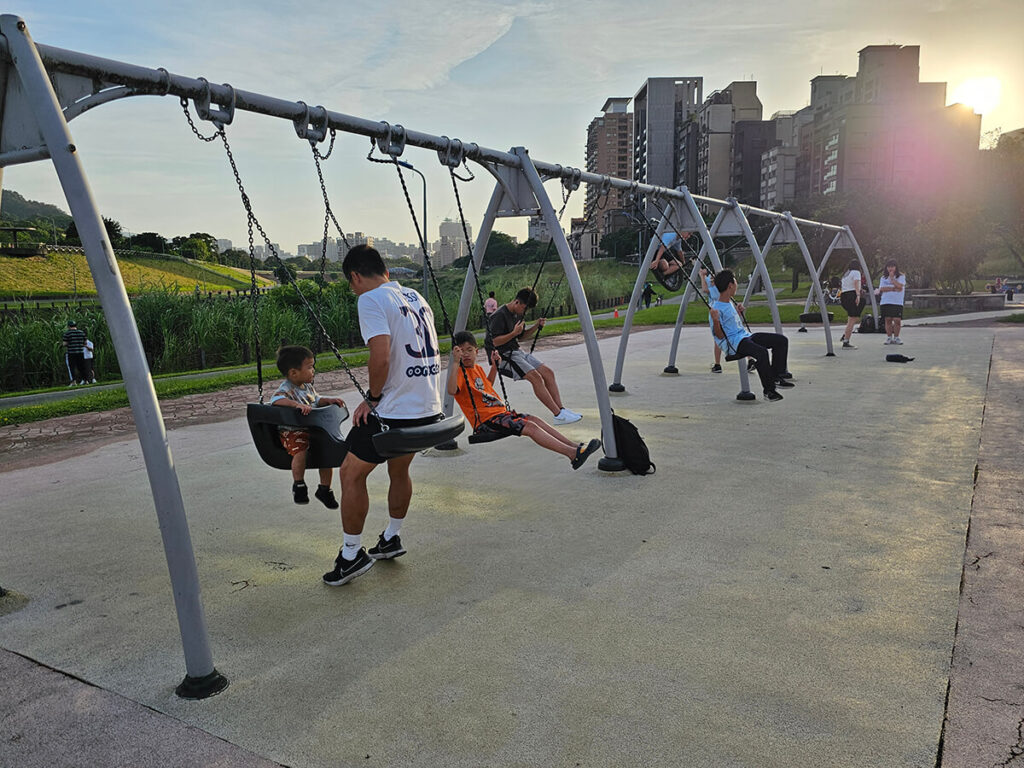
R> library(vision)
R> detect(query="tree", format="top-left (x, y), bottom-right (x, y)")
top-left (132, 232), bottom-right (169, 253)
top-left (599, 226), bottom-right (642, 260)
top-left (983, 134), bottom-right (1024, 273)
top-left (180, 237), bottom-right (213, 262)
top-left (63, 217), bottom-right (123, 247)
top-left (482, 231), bottom-right (519, 267)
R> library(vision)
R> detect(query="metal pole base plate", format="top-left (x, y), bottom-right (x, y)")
top-left (433, 440), bottom-right (459, 451)
top-left (598, 456), bottom-right (627, 472)
top-left (797, 327), bottom-right (808, 333)
top-left (662, 366), bottom-right (679, 374)
top-left (826, 352), bottom-right (836, 357)
top-left (175, 669), bottom-right (229, 700)
top-left (608, 383), bottom-right (626, 393)
top-left (736, 392), bottom-right (757, 401)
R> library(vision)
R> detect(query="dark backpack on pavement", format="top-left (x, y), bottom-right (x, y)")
top-left (857, 314), bottom-right (875, 334)
top-left (605, 413), bottom-right (656, 475)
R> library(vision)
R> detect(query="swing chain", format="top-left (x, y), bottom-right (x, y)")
top-left (448, 166), bottom-right (513, 411)
top-left (179, 108), bottom-right (382, 419)
top-left (180, 96), bottom-right (219, 142)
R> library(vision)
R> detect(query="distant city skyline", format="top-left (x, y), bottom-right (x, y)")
top-left (5, 1), bottom-right (1021, 251)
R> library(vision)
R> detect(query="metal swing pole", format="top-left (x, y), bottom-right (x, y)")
top-left (515, 148), bottom-right (623, 471)
top-left (783, 213), bottom-right (836, 355)
top-left (801, 230), bottom-right (844, 316)
top-left (0, 15), bottom-right (225, 699)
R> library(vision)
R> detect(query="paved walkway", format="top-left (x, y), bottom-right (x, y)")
top-left (1, 322), bottom-right (1023, 767)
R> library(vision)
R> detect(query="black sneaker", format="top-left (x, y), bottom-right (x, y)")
top-left (747, 359), bottom-right (757, 372)
top-left (571, 438), bottom-right (602, 470)
top-left (775, 378), bottom-right (795, 388)
top-left (710, 363), bottom-right (722, 373)
top-left (778, 371), bottom-right (793, 380)
top-left (314, 485), bottom-right (339, 510)
top-left (368, 532), bottom-right (406, 560)
top-left (322, 548), bottom-right (374, 586)
top-left (764, 390), bottom-right (784, 402)
top-left (293, 482), bottom-right (309, 505)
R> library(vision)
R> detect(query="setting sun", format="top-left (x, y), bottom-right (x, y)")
top-left (949, 77), bottom-right (1001, 115)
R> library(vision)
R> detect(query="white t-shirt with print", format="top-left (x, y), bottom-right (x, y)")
top-left (841, 270), bottom-right (861, 292)
top-left (879, 274), bottom-right (906, 306)
top-left (357, 281), bottom-right (443, 419)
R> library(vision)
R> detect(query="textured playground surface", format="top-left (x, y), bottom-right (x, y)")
top-left (2, 323), bottom-right (1023, 767)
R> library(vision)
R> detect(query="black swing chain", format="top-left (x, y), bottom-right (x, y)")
top-left (520, 180), bottom-right (576, 354)
top-left (309, 129), bottom-right (349, 352)
top-left (627, 192), bottom-right (744, 357)
top-left (447, 165), bottom-right (513, 417)
top-left (527, 179), bottom-right (608, 355)
top-left (179, 97), bottom-right (383, 419)
top-left (366, 141), bottom-right (454, 340)
top-left (636, 193), bottom-right (751, 343)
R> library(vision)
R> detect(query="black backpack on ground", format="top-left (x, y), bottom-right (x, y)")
top-left (857, 314), bottom-right (875, 334)
top-left (605, 413), bottom-right (656, 475)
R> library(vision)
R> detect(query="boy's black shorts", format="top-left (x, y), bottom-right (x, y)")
top-left (880, 304), bottom-right (904, 319)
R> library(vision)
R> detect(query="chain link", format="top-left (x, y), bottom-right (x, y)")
top-left (178, 100), bottom-right (383, 418)
top-left (180, 97), bottom-right (219, 142)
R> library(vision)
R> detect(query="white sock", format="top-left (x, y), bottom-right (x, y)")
top-left (342, 533), bottom-right (361, 561)
top-left (384, 517), bottom-right (403, 541)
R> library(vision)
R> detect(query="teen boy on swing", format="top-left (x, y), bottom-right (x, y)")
top-left (708, 269), bottom-right (794, 402)
top-left (324, 245), bottom-right (444, 586)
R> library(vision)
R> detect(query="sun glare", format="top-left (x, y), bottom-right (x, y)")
top-left (949, 77), bottom-right (1001, 115)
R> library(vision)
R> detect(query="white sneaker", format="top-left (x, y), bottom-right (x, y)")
top-left (893, 337), bottom-right (903, 345)
top-left (553, 408), bottom-right (582, 425)
top-left (883, 337), bottom-right (892, 345)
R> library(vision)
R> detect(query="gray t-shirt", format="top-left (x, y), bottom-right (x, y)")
top-left (486, 305), bottom-right (522, 354)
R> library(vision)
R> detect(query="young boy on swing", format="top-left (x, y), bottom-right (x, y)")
top-left (448, 331), bottom-right (602, 470)
top-left (271, 345), bottom-right (347, 507)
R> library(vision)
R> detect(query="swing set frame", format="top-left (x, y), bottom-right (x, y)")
top-left (0, 13), bottom-right (859, 696)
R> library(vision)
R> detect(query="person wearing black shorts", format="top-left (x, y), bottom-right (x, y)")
top-left (838, 259), bottom-right (864, 350)
top-left (323, 245), bottom-right (445, 587)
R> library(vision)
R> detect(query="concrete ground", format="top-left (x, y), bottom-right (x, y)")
top-left (2, 321), bottom-right (1023, 767)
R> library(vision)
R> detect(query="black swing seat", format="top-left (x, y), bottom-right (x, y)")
top-left (247, 403), bottom-right (349, 471)
top-left (467, 425), bottom-right (512, 444)
top-left (651, 263), bottom-right (684, 293)
top-left (371, 412), bottom-right (466, 459)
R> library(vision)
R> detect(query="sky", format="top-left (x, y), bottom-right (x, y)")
top-left (5, 0), bottom-right (1023, 254)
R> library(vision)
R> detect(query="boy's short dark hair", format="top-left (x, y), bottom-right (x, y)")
top-left (514, 288), bottom-right (538, 309)
top-left (713, 269), bottom-right (735, 294)
top-left (452, 330), bottom-right (477, 347)
top-left (342, 244), bottom-right (387, 281)
top-left (276, 345), bottom-right (314, 376)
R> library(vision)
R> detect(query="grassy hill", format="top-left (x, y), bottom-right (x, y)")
top-left (0, 251), bottom-right (271, 299)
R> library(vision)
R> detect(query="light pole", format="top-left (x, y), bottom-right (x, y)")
top-left (396, 159), bottom-right (428, 300)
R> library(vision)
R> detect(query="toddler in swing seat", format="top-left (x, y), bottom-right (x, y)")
top-left (447, 331), bottom-right (601, 470)
top-left (272, 345), bottom-right (347, 506)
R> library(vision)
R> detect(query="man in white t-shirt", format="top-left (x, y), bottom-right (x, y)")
top-left (323, 245), bottom-right (444, 587)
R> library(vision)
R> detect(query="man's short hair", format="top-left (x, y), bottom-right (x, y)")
top-left (342, 244), bottom-right (387, 280)
top-left (452, 330), bottom-right (477, 347)
top-left (713, 269), bottom-right (735, 294)
top-left (514, 288), bottom-right (538, 309)
top-left (276, 345), bottom-right (314, 376)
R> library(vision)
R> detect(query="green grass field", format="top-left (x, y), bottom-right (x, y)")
top-left (0, 252), bottom-right (271, 299)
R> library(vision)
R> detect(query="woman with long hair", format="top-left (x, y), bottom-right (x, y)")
top-left (838, 258), bottom-right (864, 349)
top-left (877, 259), bottom-right (907, 344)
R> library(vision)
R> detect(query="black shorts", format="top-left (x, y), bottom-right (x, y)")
top-left (346, 413), bottom-right (444, 465)
top-left (840, 290), bottom-right (863, 317)
top-left (880, 304), bottom-right (904, 319)
top-left (478, 411), bottom-right (528, 438)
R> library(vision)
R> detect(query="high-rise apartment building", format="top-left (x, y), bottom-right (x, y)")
top-left (633, 77), bottom-right (703, 212)
top-left (731, 120), bottom-right (778, 204)
top-left (584, 97), bottom-right (633, 248)
top-left (759, 108), bottom-right (813, 209)
top-left (805, 45), bottom-right (980, 199)
top-left (695, 81), bottom-right (762, 201)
